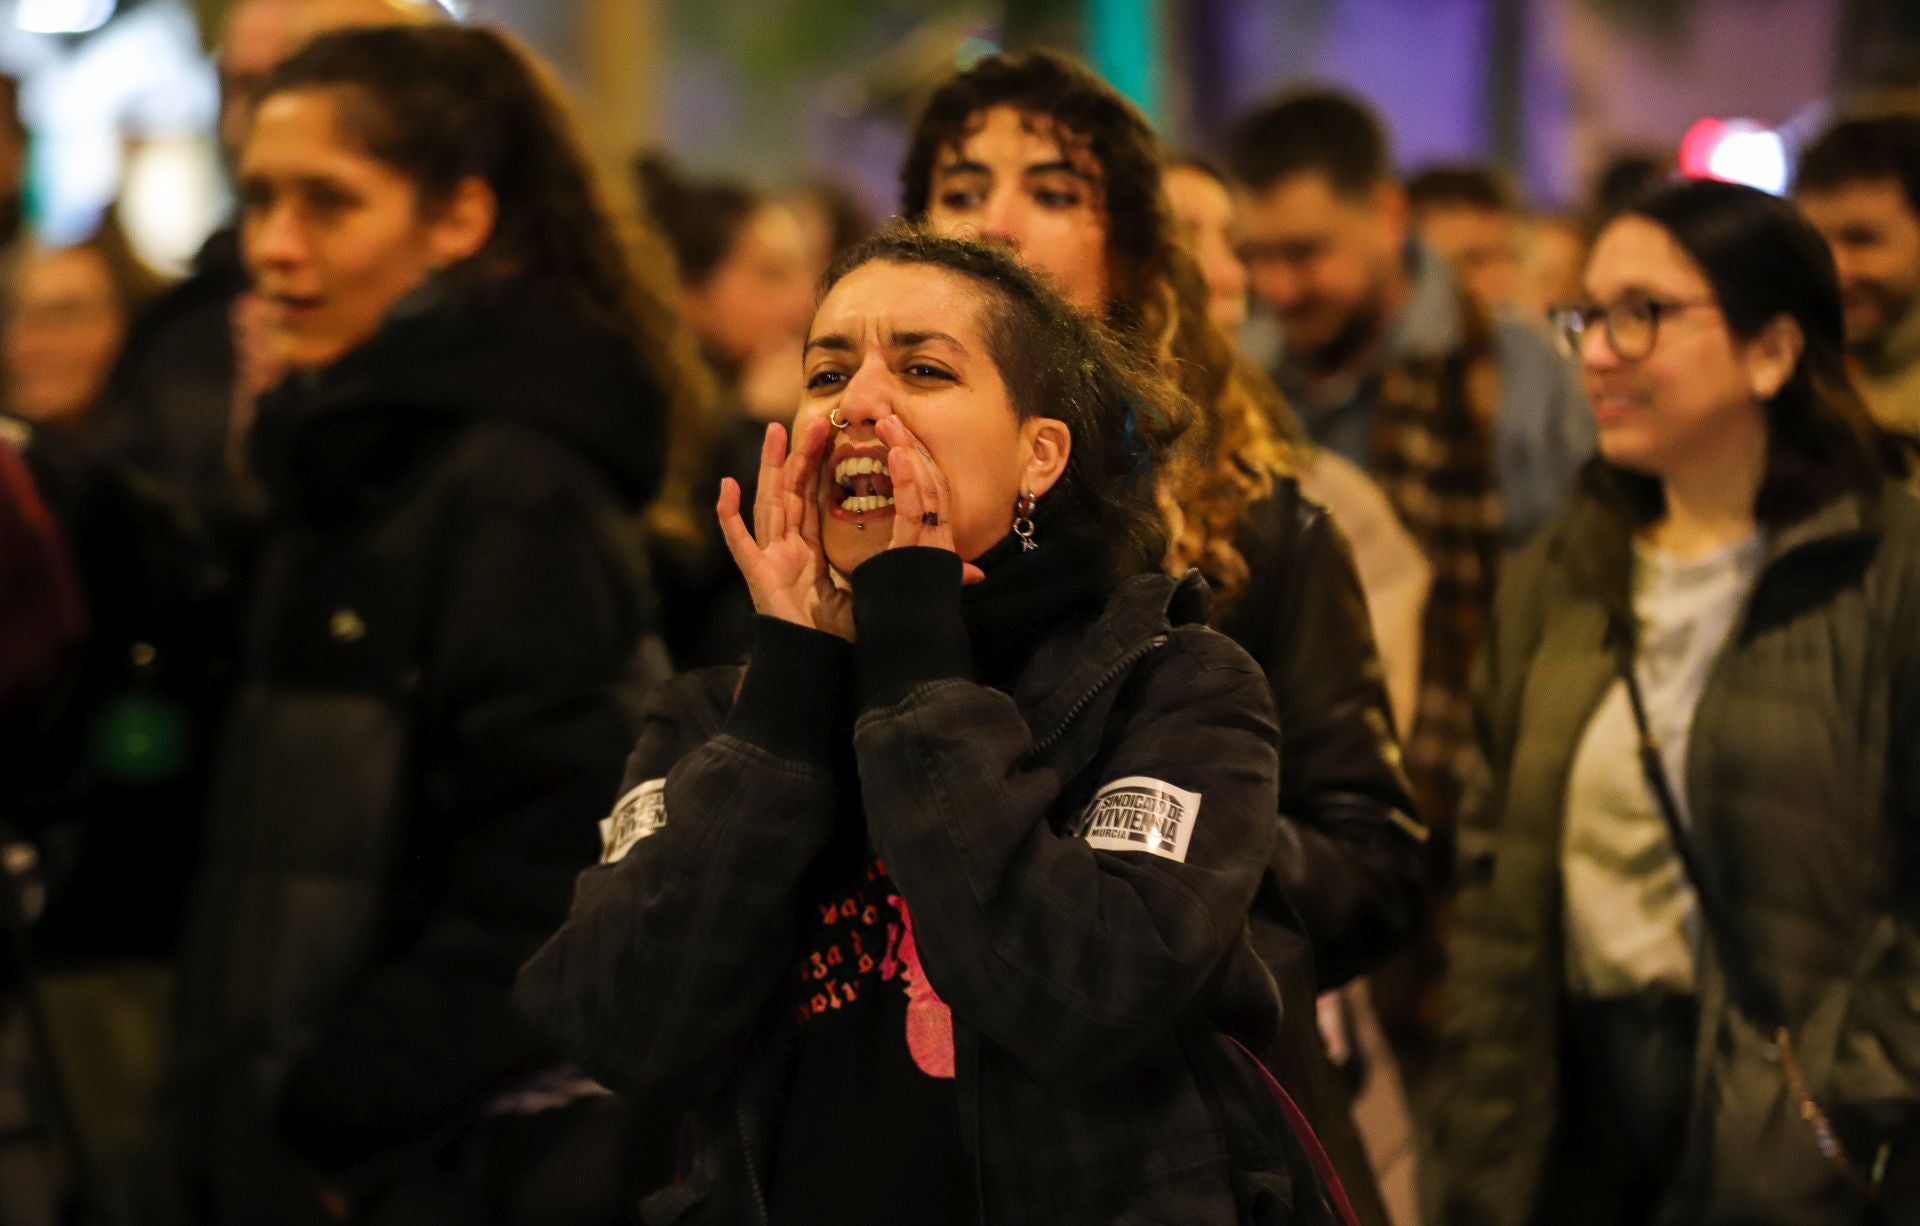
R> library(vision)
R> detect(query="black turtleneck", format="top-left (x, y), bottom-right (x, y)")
top-left (849, 526), bottom-right (1111, 709)
top-left (764, 528), bottom-right (1111, 1226)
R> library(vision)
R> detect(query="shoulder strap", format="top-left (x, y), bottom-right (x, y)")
top-left (1228, 1036), bottom-right (1365, 1226)
top-left (1608, 623), bottom-right (1782, 1029)
top-left (1611, 623), bottom-right (1884, 1190)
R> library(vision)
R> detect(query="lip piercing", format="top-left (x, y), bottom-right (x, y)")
top-left (829, 407), bottom-right (850, 430)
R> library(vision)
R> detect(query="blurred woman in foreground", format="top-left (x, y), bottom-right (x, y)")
top-left (172, 24), bottom-right (694, 1222)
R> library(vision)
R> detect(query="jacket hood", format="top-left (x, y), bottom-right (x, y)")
top-left (253, 276), bottom-right (668, 517)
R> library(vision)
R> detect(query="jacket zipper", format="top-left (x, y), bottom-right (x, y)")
top-left (1026, 634), bottom-right (1169, 758)
top-left (736, 1096), bottom-right (770, 1226)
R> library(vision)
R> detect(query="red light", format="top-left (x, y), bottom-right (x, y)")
top-left (1679, 117), bottom-right (1730, 179)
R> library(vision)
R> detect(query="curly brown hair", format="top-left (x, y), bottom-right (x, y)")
top-left (900, 50), bottom-right (1297, 601)
top-left (258, 24), bottom-right (718, 546)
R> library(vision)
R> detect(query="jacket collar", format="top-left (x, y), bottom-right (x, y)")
top-left (1557, 476), bottom-right (1883, 616)
top-left (1011, 569), bottom-right (1211, 746)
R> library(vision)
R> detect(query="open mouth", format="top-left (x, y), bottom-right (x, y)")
top-left (829, 451), bottom-right (896, 520)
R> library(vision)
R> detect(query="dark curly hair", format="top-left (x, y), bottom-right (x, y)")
top-left (256, 24), bottom-right (718, 544)
top-left (823, 225), bottom-right (1189, 579)
top-left (900, 50), bottom-right (1296, 601)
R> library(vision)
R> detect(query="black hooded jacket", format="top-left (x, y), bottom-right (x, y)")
top-left (172, 277), bottom-right (665, 1210)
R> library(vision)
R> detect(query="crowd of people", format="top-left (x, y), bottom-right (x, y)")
top-left (1, 0), bottom-right (1919, 1223)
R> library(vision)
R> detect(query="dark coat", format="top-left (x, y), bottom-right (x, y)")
top-left (1219, 477), bottom-right (1427, 990)
top-left (172, 278), bottom-right (665, 1216)
top-left (92, 227), bottom-right (247, 503)
top-left (3, 423), bottom-right (235, 964)
top-left (518, 551), bottom-right (1324, 1226)
top-left (1217, 478), bottom-right (1427, 1226)
top-left (1432, 477), bottom-right (1920, 1225)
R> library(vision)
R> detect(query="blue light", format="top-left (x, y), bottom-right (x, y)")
top-left (1084, 0), bottom-right (1160, 125)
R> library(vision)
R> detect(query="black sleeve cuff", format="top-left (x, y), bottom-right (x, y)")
top-left (725, 615), bottom-right (853, 764)
top-left (850, 547), bottom-right (972, 712)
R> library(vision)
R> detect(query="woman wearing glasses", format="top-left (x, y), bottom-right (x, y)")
top-left (1431, 178), bottom-right (1920, 1225)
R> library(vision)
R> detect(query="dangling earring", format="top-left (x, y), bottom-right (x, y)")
top-left (1013, 491), bottom-right (1038, 552)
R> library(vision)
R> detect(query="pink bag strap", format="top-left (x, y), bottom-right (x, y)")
top-left (1229, 1036), bottom-right (1365, 1226)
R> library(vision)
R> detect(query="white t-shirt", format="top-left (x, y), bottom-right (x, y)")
top-left (1561, 532), bottom-right (1765, 998)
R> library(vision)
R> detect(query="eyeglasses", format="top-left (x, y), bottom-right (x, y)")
top-left (1549, 297), bottom-right (1720, 362)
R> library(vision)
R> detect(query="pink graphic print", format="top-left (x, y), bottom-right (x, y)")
top-left (884, 894), bottom-right (955, 1079)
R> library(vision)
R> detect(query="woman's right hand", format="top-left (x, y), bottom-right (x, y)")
top-left (717, 417), bottom-right (853, 640)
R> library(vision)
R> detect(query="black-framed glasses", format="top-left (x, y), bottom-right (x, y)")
top-left (1549, 297), bottom-right (1720, 362)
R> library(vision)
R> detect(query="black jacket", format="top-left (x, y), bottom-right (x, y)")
top-left (519, 548), bottom-right (1324, 1225)
top-left (4, 422), bottom-right (235, 964)
top-left (1216, 478), bottom-right (1427, 1226)
top-left (93, 227), bottom-right (247, 502)
top-left (1219, 476), bottom-right (1426, 990)
top-left (172, 278), bottom-right (664, 1214)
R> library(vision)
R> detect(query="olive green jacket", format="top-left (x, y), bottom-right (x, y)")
top-left (1430, 477), bottom-right (1920, 1225)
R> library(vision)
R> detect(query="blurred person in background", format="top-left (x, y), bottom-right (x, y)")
top-left (1519, 213), bottom-right (1589, 324)
top-left (93, 0), bottom-right (440, 507)
top-left (0, 223), bottom-right (226, 1226)
top-left (785, 176), bottom-right (874, 287)
top-left (1406, 164), bottom-right (1524, 318)
top-left (1168, 147), bottom-right (1430, 1226)
top-left (168, 24), bottom-right (695, 1223)
top-left (4, 227), bottom-right (162, 434)
top-left (0, 76), bottom-right (32, 304)
top-left (904, 51), bottom-right (1428, 1224)
top-left (636, 154), bottom-right (814, 667)
top-left (636, 155), bottom-right (814, 424)
top-left (1795, 113), bottom-right (1920, 435)
top-left (1228, 85), bottom-right (1592, 853)
top-left (1590, 152), bottom-right (1670, 223)
top-left (1228, 85), bottom-right (1593, 1105)
top-left (1166, 153), bottom-right (1428, 735)
top-left (1164, 157), bottom-right (1253, 333)
top-left (1435, 178), bottom-right (1920, 1226)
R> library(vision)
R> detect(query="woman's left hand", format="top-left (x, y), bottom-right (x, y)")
top-left (877, 417), bottom-right (986, 585)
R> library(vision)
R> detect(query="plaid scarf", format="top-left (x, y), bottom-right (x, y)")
top-left (1365, 298), bottom-right (1502, 866)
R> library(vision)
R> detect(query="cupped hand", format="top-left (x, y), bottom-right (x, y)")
top-left (717, 417), bottom-right (855, 638)
top-left (875, 417), bottom-right (986, 585)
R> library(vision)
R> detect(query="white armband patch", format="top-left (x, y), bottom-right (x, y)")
top-left (1072, 775), bottom-right (1202, 863)
top-left (599, 779), bottom-right (666, 864)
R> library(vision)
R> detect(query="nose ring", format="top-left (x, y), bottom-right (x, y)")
top-left (828, 406), bottom-right (850, 430)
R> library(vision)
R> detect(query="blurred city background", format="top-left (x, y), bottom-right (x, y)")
top-left (5, 0), bottom-right (1918, 277)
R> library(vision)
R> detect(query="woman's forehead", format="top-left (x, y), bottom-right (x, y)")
top-left (1586, 215), bottom-right (1710, 298)
top-left (945, 106), bottom-right (1101, 175)
top-left (810, 261), bottom-right (987, 344)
